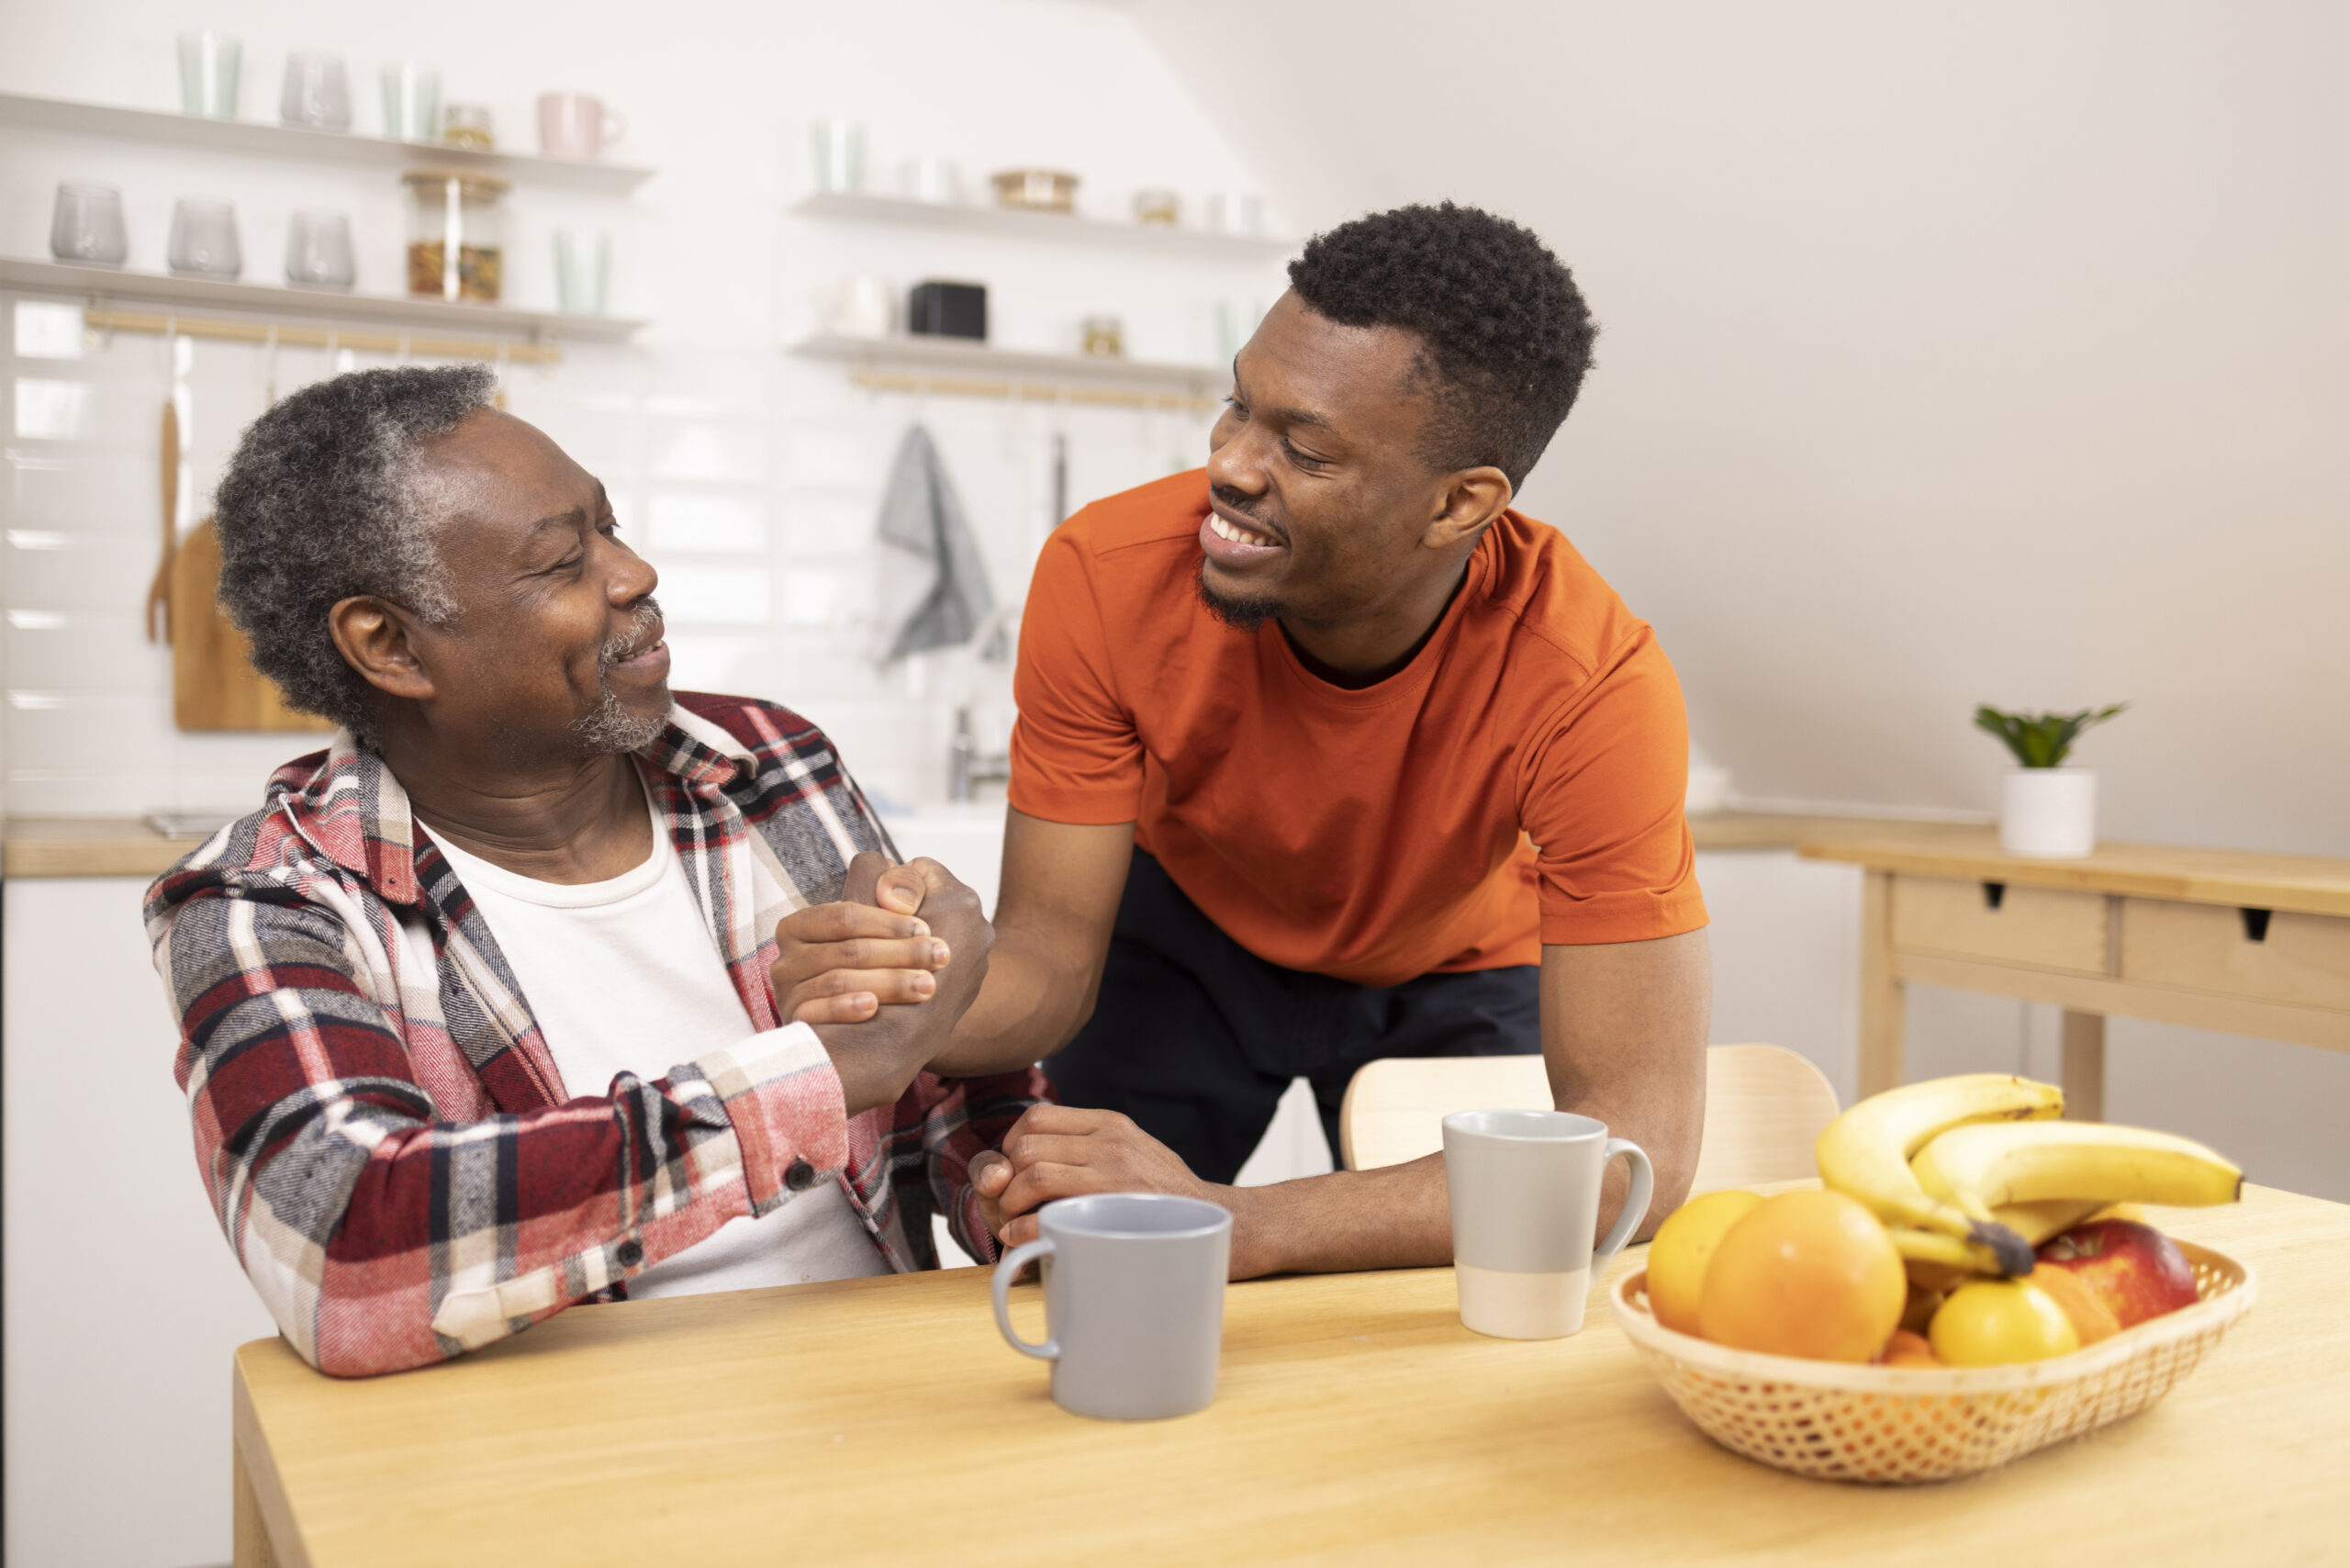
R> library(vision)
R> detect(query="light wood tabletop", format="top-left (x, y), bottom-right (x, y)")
top-left (1798, 824), bottom-right (2350, 919)
top-left (233, 1183), bottom-right (2350, 1567)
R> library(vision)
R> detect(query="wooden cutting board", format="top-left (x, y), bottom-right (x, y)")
top-left (168, 518), bottom-right (330, 733)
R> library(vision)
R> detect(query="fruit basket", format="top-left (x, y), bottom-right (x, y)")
top-left (1608, 1242), bottom-right (2255, 1484)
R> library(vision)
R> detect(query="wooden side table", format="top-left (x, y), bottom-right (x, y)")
top-left (1797, 828), bottom-right (2350, 1115)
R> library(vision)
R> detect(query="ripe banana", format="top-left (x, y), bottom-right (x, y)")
top-left (1911, 1121), bottom-right (2244, 1213)
top-left (1816, 1074), bottom-right (2065, 1276)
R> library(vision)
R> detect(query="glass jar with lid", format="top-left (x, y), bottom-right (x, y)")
top-left (402, 169), bottom-right (508, 304)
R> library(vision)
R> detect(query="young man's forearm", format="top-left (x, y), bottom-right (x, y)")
top-left (1220, 1092), bottom-right (1698, 1280)
top-left (923, 923), bottom-right (1100, 1076)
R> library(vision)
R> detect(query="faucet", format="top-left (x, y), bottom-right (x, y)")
top-left (948, 706), bottom-right (1012, 801)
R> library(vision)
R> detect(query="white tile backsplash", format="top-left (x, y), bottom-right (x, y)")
top-left (0, 0), bottom-right (1267, 825)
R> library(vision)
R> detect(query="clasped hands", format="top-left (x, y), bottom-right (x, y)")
top-left (769, 852), bottom-right (1248, 1266)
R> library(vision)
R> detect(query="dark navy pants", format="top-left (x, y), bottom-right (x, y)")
top-left (1043, 849), bottom-right (1541, 1184)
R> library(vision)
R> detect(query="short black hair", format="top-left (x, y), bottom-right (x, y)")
top-left (215, 364), bottom-right (494, 739)
top-left (1286, 202), bottom-right (1596, 489)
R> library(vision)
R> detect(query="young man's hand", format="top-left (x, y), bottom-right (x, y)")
top-left (805, 852), bottom-right (994, 1114)
top-left (768, 856), bottom-right (978, 1025)
top-left (969, 1105), bottom-right (1268, 1276)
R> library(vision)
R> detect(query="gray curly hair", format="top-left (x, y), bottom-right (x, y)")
top-left (214, 364), bottom-right (495, 739)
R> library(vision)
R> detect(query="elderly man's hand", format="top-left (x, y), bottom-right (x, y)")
top-left (768, 855), bottom-right (977, 1025)
top-left (970, 1105), bottom-right (1259, 1271)
top-left (805, 852), bottom-right (995, 1114)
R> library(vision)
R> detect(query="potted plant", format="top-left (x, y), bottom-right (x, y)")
top-left (1974, 703), bottom-right (2126, 857)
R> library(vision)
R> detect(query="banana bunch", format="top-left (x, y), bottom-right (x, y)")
top-left (1816, 1074), bottom-right (2064, 1276)
top-left (1818, 1073), bottom-right (2244, 1280)
top-left (1912, 1121), bottom-right (2242, 1215)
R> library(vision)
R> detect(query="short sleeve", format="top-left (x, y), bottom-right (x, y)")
top-left (1517, 628), bottom-right (1709, 945)
top-left (1008, 529), bottom-right (1146, 824)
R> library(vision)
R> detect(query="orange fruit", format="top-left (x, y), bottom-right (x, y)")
top-left (1929, 1279), bottom-right (2080, 1366)
top-left (2027, 1262), bottom-right (2121, 1346)
top-left (1878, 1328), bottom-right (1941, 1368)
top-left (1696, 1189), bottom-right (1907, 1362)
top-left (1645, 1190), bottom-right (1763, 1335)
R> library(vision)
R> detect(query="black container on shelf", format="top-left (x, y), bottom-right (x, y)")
top-left (907, 280), bottom-right (986, 341)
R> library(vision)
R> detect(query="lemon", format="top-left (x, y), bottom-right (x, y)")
top-left (1645, 1189), bottom-right (1763, 1335)
top-left (1929, 1279), bottom-right (2081, 1366)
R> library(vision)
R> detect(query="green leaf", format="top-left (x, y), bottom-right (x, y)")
top-left (1975, 701), bottom-right (2128, 767)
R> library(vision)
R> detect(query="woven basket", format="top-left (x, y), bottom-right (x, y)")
top-left (1608, 1241), bottom-right (2255, 1484)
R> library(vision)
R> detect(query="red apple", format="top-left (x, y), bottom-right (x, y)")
top-left (2035, 1219), bottom-right (2200, 1328)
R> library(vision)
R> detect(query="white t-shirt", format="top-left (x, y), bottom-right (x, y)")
top-left (412, 783), bottom-right (888, 1297)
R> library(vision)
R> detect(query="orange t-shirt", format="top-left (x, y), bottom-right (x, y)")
top-left (1009, 470), bottom-right (1707, 988)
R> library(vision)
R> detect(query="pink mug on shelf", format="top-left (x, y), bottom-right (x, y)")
top-left (537, 92), bottom-right (625, 159)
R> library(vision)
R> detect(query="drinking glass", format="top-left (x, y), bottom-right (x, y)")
top-left (381, 62), bottom-right (441, 143)
top-left (50, 183), bottom-right (129, 266)
top-left (810, 118), bottom-right (865, 193)
top-left (177, 32), bottom-right (241, 118)
top-left (553, 231), bottom-right (610, 315)
top-left (442, 103), bottom-right (495, 149)
top-left (279, 50), bottom-right (351, 130)
top-left (285, 212), bottom-right (355, 289)
top-left (167, 200), bottom-right (242, 278)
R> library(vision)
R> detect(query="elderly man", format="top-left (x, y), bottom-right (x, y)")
top-left (775, 203), bottom-right (1711, 1283)
top-left (148, 364), bottom-right (1027, 1377)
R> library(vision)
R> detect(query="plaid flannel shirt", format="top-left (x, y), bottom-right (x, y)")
top-left (146, 691), bottom-right (1046, 1377)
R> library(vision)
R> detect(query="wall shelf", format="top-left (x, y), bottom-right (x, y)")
top-left (0, 91), bottom-right (652, 195)
top-left (2, 258), bottom-right (644, 357)
top-left (789, 191), bottom-right (1293, 263)
top-left (789, 332), bottom-right (1230, 410)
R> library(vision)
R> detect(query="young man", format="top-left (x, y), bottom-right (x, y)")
top-left (149, 365), bottom-right (1026, 1376)
top-left (772, 203), bottom-right (1712, 1279)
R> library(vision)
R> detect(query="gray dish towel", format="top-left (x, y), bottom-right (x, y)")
top-left (872, 423), bottom-right (996, 664)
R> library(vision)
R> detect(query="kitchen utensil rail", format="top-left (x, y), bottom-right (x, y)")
top-left (80, 306), bottom-right (563, 364)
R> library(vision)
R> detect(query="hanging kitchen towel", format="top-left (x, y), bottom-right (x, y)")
top-left (872, 422), bottom-right (996, 664)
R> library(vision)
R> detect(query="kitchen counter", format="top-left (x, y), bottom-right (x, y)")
top-left (1, 816), bottom-right (216, 879)
top-left (0, 809), bottom-right (1982, 879)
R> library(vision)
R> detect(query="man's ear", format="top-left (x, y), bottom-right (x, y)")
top-left (327, 596), bottom-right (437, 703)
top-left (1423, 465), bottom-right (1514, 551)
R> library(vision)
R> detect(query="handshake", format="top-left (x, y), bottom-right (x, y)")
top-left (768, 849), bottom-right (1235, 1260)
top-left (769, 850), bottom-right (996, 1115)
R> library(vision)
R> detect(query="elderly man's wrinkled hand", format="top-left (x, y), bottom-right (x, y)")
top-left (769, 852), bottom-right (985, 1026)
top-left (804, 851), bottom-right (996, 1114)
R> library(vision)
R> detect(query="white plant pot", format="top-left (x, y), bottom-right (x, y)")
top-left (2000, 768), bottom-right (2097, 857)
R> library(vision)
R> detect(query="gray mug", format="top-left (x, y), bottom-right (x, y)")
top-left (991, 1193), bottom-right (1231, 1420)
top-left (1443, 1109), bottom-right (1653, 1339)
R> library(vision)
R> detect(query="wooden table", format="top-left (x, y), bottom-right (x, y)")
top-left (1799, 826), bottom-right (2350, 1114)
top-left (232, 1185), bottom-right (2349, 1567)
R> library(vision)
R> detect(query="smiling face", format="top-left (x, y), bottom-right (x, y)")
top-left (1200, 292), bottom-right (1500, 644)
top-left (390, 409), bottom-right (669, 760)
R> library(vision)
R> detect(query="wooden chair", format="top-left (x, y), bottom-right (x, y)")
top-left (1336, 1043), bottom-right (1840, 1193)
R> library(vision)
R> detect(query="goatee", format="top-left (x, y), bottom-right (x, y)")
top-left (572, 597), bottom-right (668, 754)
top-left (1194, 561), bottom-right (1284, 633)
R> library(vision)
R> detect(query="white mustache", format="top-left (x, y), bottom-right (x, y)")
top-left (600, 599), bottom-right (662, 667)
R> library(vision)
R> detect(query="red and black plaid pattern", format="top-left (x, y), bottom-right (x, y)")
top-left (147, 692), bottom-right (1045, 1377)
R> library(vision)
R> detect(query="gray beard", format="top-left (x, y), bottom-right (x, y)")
top-left (571, 598), bottom-right (667, 754)
top-left (571, 688), bottom-right (665, 754)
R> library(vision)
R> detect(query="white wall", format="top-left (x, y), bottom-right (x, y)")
top-left (1125, 0), bottom-right (2350, 856)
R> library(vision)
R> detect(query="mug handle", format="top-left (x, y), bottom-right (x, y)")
top-left (601, 106), bottom-right (628, 147)
top-left (990, 1238), bottom-right (1058, 1361)
top-left (1591, 1138), bottom-right (1655, 1262)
